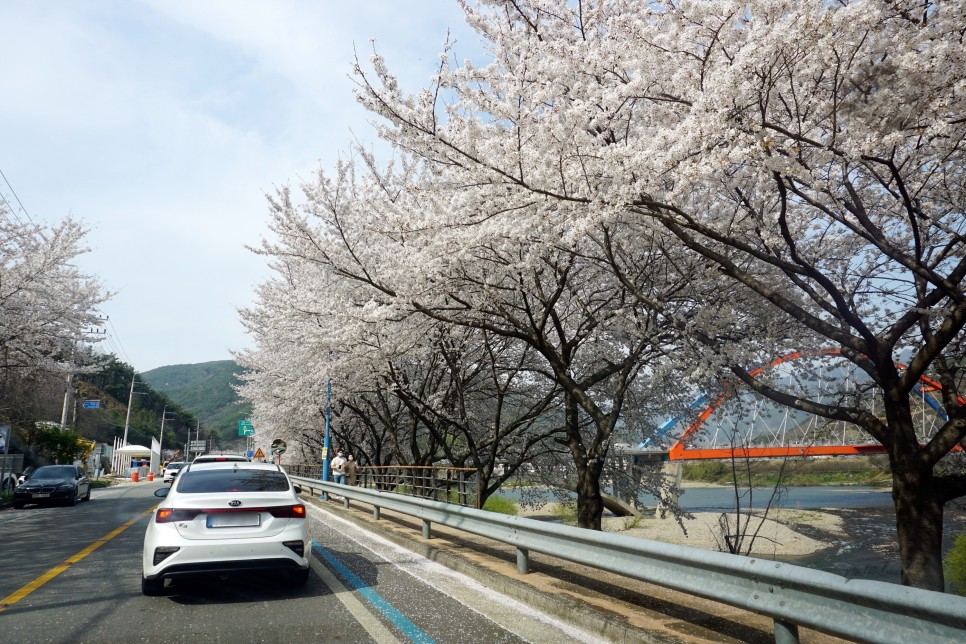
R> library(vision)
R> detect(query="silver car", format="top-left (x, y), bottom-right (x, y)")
top-left (141, 461), bottom-right (309, 595)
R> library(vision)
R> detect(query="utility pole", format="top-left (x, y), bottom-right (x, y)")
top-left (155, 406), bottom-right (175, 475)
top-left (122, 373), bottom-right (137, 446)
top-left (60, 371), bottom-right (74, 427)
top-left (71, 388), bottom-right (80, 428)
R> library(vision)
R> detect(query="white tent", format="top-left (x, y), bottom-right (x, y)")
top-left (114, 444), bottom-right (153, 478)
top-left (114, 444), bottom-right (151, 456)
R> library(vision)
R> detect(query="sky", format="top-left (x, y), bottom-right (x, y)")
top-left (0, 0), bottom-right (479, 372)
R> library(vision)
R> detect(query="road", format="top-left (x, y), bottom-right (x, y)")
top-left (0, 482), bottom-right (594, 643)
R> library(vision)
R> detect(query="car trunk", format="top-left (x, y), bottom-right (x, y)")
top-left (170, 493), bottom-right (297, 540)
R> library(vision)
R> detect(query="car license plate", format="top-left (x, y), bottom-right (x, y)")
top-left (32, 493), bottom-right (50, 498)
top-left (207, 513), bottom-right (260, 528)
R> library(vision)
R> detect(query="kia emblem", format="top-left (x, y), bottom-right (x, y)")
top-left (228, 500), bottom-right (242, 507)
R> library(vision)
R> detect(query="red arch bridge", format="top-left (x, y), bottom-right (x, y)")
top-left (631, 350), bottom-right (963, 462)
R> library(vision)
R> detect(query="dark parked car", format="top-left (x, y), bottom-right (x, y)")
top-left (13, 465), bottom-right (91, 508)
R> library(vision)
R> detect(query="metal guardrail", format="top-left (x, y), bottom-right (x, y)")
top-left (290, 475), bottom-right (966, 643)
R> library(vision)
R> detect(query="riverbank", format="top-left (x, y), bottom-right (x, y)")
top-left (519, 502), bottom-right (845, 556)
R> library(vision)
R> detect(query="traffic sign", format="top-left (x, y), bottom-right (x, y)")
top-left (238, 420), bottom-right (254, 436)
top-left (189, 440), bottom-right (207, 452)
top-left (253, 447), bottom-right (265, 459)
top-left (82, 400), bottom-right (100, 409)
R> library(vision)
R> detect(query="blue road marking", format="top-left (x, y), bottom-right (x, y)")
top-left (311, 540), bottom-right (435, 644)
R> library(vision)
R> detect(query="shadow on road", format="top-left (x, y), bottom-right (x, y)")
top-left (162, 571), bottom-right (319, 604)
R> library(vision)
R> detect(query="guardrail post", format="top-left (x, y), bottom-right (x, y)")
top-left (516, 547), bottom-right (529, 574)
top-left (422, 519), bottom-right (431, 539)
top-left (342, 496), bottom-right (350, 509)
top-left (774, 619), bottom-right (799, 644)
top-left (372, 506), bottom-right (380, 520)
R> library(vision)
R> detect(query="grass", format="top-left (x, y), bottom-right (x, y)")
top-left (481, 495), bottom-right (518, 515)
top-left (550, 500), bottom-right (578, 525)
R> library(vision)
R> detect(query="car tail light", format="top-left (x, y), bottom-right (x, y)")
top-left (156, 509), bottom-right (202, 523)
top-left (268, 504), bottom-right (306, 519)
top-left (153, 546), bottom-right (180, 565)
top-left (283, 540), bottom-right (305, 557)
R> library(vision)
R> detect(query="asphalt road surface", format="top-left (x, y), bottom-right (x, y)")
top-left (0, 482), bottom-right (594, 643)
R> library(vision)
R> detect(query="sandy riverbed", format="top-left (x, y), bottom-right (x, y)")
top-left (519, 503), bottom-right (847, 556)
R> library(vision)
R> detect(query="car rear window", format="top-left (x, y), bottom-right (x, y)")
top-left (176, 469), bottom-right (290, 493)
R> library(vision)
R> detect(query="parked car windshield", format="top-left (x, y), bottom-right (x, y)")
top-left (176, 469), bottom-right (289, 493)
top-left (31, 466), bottom-right (78, 479)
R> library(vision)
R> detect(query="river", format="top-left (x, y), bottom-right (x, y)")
top-left (501, 485), bottom-right (966, 584)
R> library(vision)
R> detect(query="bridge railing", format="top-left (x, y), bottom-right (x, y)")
top-left (289, 475), bottom-right (966, 644)
top-left (285, 463), bottom-right (480, 507)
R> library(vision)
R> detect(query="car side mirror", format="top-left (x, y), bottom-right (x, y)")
top-left (154, 488), bottom-right (169, 498)
top-left (293, 485), bottom-right (302, 495)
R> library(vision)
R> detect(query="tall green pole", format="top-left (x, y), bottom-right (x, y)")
top-left (322, 378), bottom-right (331, 482)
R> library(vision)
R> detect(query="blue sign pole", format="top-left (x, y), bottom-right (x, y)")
top-left (321, 378), bottom-right (331, 486)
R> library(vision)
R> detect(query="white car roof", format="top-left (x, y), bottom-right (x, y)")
top-left (184, 461), bottom-right (281, 471)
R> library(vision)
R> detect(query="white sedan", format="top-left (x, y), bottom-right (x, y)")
top-left (141, 461), bottom-right (309, 595)
top-left (161, 461), bottom-right (185, 483)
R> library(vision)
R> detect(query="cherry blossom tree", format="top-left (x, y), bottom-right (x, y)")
top-left (1, 211), bottom-right (110, 425)
top-left (349, 0), bottom-right (964, 589)
top-left (236, 161), bottom-right (567, 504)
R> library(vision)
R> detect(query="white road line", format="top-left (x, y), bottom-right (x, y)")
top-left (309, 543), bottom-right (402, 643)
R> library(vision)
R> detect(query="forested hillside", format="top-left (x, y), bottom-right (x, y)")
top-left (141, 361), bottom-right (251, 447)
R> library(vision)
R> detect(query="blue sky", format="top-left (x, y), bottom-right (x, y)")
top-left (0, 0), bottom-right (478, 371)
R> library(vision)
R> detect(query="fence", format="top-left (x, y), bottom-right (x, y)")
top-left (285, 464), bottom-right (480, 507)
top-left (289, 475), bottom-right (966, 644)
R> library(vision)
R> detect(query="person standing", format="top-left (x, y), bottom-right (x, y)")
top-left (346, 455), bottom-right (358, 486)
top-left (331, 451), bottom-right (347, 485)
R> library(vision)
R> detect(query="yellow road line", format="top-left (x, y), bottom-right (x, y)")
top-left (0, 507), bottom-right (155, 611)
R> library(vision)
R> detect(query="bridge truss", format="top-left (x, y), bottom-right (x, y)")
top-left (660, 350), bottom-right (960, 461)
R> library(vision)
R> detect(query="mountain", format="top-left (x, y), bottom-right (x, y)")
top-left (141, 360), bottom-right (252, 448)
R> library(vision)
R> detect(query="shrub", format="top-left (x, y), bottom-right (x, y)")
top-left (944, 531), bottom-right (966, 595)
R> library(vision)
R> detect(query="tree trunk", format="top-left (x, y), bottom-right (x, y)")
top-left (892, 460), bottom-right (946, 590)
top-left (575, 460), bottom-right (604, 530)
top-left (561, 391), bottom-right (606, 530)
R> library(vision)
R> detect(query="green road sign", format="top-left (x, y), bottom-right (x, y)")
top-left (238, 420), bottom-right (254, 436)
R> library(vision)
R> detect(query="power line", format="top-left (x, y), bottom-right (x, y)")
top-left (105, 315), bottom-right (132, 366)
top-left (0, 167), bottom-right (34, 224)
